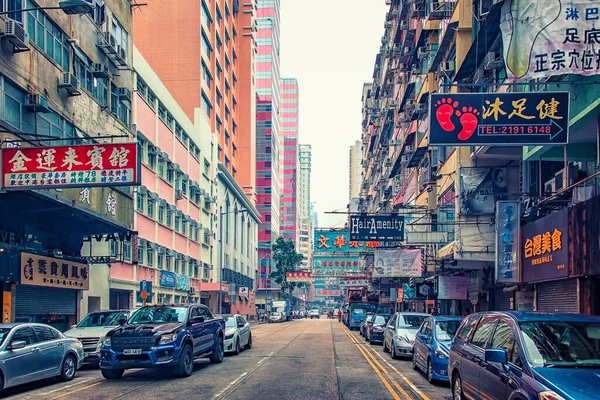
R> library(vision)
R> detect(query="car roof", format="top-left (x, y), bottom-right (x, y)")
top-left (431, 316), bottom-right (464, 322)
top-left (396, 312), bottom-right (430, 317)
top-left (475, 311), bottom-right (600, 323)
top-left (0, 322), bottom-right (58, 329)
top-left (0, 323), bottom-right (22, 329)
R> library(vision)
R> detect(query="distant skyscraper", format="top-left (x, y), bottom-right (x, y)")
top-left (298, 144), bottom-right (312, 220)
top-left (349, 140), bottom-right (363, 201)
top-left (280, 78), bottom-right (299, 243)
top-left (256, 0), bottom-right (281, 291)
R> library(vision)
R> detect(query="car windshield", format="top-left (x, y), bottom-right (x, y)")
top-left (78, 311), bottom-right (129, 327)
top-left (224, 317), bottom-right (236, 328)
top-left (0, 328), bottom-right (11, 346)
top-left (310, 309), bottom-right (319, 313)
top-left (520, 321), bottom-right (600, 367)
top-left (374, 315), bottom-right (390, 325)
top-left (436, 320), bottom-right (462, 342)
top-left (400, 315), bottom-right (427, 328)
top-left (352, 304), bottom-right (377, 315)
top-left (128, 307), bottom-right (187, 325)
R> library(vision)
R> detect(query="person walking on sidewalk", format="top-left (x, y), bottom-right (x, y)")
top-left (337, 309), bottom-right (343, 322)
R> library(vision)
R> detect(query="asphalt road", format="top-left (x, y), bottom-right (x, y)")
top-left (2, 319), bottom-right (451, 400)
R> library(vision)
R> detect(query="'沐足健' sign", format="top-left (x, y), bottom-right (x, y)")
top-left (1, 143), bottom-right (139, 190)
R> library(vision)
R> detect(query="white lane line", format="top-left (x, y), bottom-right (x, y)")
top-left (214, 372), bottom-right (249, 399)
top-left (268, 351), bottom-right (274, 356)
top-left (41, 379), bottom-right (95, 395)
top-left (257, 357), bottom-right (267, 364)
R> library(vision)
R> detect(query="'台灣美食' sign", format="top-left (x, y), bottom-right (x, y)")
top-left (1, 143), bottom-right (139, 190)
top-left (349, 215), bottom-right (404, 241)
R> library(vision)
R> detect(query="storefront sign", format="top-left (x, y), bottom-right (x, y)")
top-left (405, 231), bottom-right (448, 245)
top-left (396, 288), bottom-right (404, 303)
top-left (160, 271), bottom-right (176, 288)
top-left (339, 279), bottom-right (369, 288)
top-left (314, 229), bottom-right (381, 254)
top-left (315, 289), bottom-right (341, 297)
top-left (285, 271), bottom-right (313, 283)
top-left (176, 274), bottom-right (190, 291)
top-left (20, 252), bottom-right (89, 290)
top-left (495, 201), bottom-right (521, 283)
top-left (430, 92), bottom-right (569, 145)
top-left (500, 0), bottom-right (600, 81)
top-left (312, 256), bottom-right (361, 271)
top-left (238, 287), bottom-right (249, 296)
top-left (85, 256), bottom-right (113, 264)
top-left (349, 215), bottom-right (404, 241)
top-left (437, 276), bottom-right (468, 300)
top-left (1, 143), bottom-right (140, 190)
top-left (522, 209), bottom-right (569, 283)
top-left (459, 168), bottom-right (508, 215)
top-left (373, 249), bottom-right (422, 278)
top-left (3, 291), bottom-right (11, 323)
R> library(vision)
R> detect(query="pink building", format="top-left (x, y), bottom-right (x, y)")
top-left (280, 78), bottom-right (299, 242)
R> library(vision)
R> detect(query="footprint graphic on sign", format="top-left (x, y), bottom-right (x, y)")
top-left (434, 97), bottom-right (459, 132)
top-left (455, 107), bottom-right (480, 141)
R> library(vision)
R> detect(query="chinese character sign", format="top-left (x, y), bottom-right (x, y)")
top-left (313, 229), bottom-right (381, 254)
top-left (20, 252), bottom-right (89, 290)
top-left (500, 0), bottom-right (600, 81)
top-left (315, 289), bottom-right (341, 297)
top-left (522, 209), bottom-right (569, 283)
top-left (438, 276), bottom-right (468, 300)
top-left (373, 249), bottom-right (422, 278)
top-left (312, 256), bottom-right (361, 275)
top-left (285, 271), bottom-right (314, 283)
top-left (1, 143), bottom-right (139, 190)
top-left (495, 201), bottom-right (521, 283)
top-left (429, 93), bottom-right (569, 146)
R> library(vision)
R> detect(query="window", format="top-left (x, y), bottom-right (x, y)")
top-left (216, 4), bottom-right (222, 25)
top-left (123, 241), bottom-right (132, 262)
top-left (136, 192), bottom-right (145, 212)
top-left (174, 258), bottom-right (180, 273)
top-left (201, 30), bottom-right (212, 59)
top-left (74, 56), bottom-right (108, 106)
top-left (232, 120), bottom-right (237, 134)
top-left (456, 315), bottom-right (479, 341)
top-left (490, 321), bottom-right (521, 367)
top-left (157, 251), bottom-right (164, 268)
top-left (470, 317), bottom-right (497, 349)
top-left (7, 0), bottom-right (24, 22)
top-left (201, 0), bottom-right (211, 28)
top-left (175, 212), bottom-right (181, 232)
top-left (224, 156), bottom-right (230, 168)
top-left (147, 196), bottom-right (155, 218)
top-left (225, 202), bottom-right (230, 244)
top-left (232, 97), bottom-right (237, 112)
top-left (26, 5), bottom-right (70, 71)
top-left (233, 210), bottom-right (238, 249)
top-left (12, 327), bottom-right (37, 345)
top-left (225, 28), bottom-right (230, 45)
top-left (166, 208), bottom-right (173, 227)
top-left (216, 33), bottom-right (222, 53)
top-left (225, 80), bottom-right (230, 96)
top-left (216, 61), bottom-right (222, 79)
top-left (158, 158), bottom-right (166, 178)
top-left (216, 116), bottom-right (222, 133)
top-left (232, 144), bottom-right (237, 157)
top-left (111, 17), bottom-right (129, 61)
top-left (147, 246), bottom-right (154, 267)
top-left (110, 85), bottom-right (131, 126)
top-left (182, 217), bottom-right (187, 235)
top-left (217, 145), bottom-right (222, 160)
top-left (201, 61), bottom-right (212, 88)
top-left (203, 159), bottom-right (210, 177)
top-left (241, 216), bottom-right (245, 254)
top-left (216, 89), bottom-right (222, 107)
top-left (146, 146), bottom-right (156, 169)
top-left (225, 55), bottom-right (230, 71)
top-left (225, 106), bottom-right (230, 121)
top-left (201, 91), bottom-right (212, 117)
top-left (232, 72), bottom-right (237, 88)
top-left (225, 130), bottom-right (230, 145)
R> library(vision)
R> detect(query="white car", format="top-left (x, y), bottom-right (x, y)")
top-left (307, 309), bottom-right (320, 319)
top-left (64, 309), bottom-right (134, 365)
top-left (222, 314), bottom-right (252, 354)
top-left (269, 311), bottom-right (285, 323)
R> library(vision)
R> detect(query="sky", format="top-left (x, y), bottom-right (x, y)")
top-left (280, 0), bottom-right (388, 228)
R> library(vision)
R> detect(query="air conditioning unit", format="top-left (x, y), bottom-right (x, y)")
top-left (417, 47), bottom-right (430, 58)
top-left (544, 178), bottom-right (556, 195)
top-left (92, 63), bottom-right (111, 78)
top-left (554, 165), bottom-right (578, 191)
top-left (117, 87), bottom-right (132, 102)
top-left (404, 46), bottom-right (412, 55)
top-left (2, 19), bottom-right (29, 51)
top-left (411, 66), bottom-right (420, 74)
top-left (101, 31), bottom-right (117, 52)
top-left (406, 99), bottom-right (416, 108)
top-left (385, 21), bottom-right (392, 29)
top-left (24, 94), bottom-right (51, 113)
top-left (440, 60), bottom-right (455, 72)
top-left (118, 46), bottom-right (127, 61)
top-left (175, 189), bottom-right (184, 200)
top-left (58, 72), bottom-right (81, 96)
top-left (415, 103), bottom-right (427, 112)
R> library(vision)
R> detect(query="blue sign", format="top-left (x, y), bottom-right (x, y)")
top-left (176, 274), bottom-right (190, 291)
top-left (139, 280), bottom-right (152, 294)
top-left (160, 271), bottom-right (176, 288)
top-left (313, 229), bottom-right (381, 254)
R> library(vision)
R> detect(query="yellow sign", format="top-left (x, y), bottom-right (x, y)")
top-left (3, 290), bottom-right (11, 323)
top-left (524, 229), bottom-right (563, 266)
top-left (20, 252), bottom-right (89, 290)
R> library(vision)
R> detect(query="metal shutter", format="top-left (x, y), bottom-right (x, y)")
top-left (15, 285), bottom-right (77, 315)
top-left (494, 289), bottom-right (513, 311)
top-left (536, 279), bottom-right (578, 313)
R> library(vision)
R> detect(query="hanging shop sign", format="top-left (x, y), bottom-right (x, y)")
top-left (522, 209), bottom-right (569, 283)
top-left (459, 168), bottom-right (508, 215)
top-left (396, 288), bottom-right (404, 303)
top-left (495, 201), bottom-right (521, 283)
top-left (500, 0), bottom-right (600, 81)
top-left (373, 249), bottom-right (422, 278)
top-left (404, 231), bottom-right (449, 245)
top-left (1, 143), bottom-right (140, 190)
top-left (437, 276), bottom-right (468, 300)
top-left (20, 252), bottom-right (89, 290)
top-left (315, 289), bottom-right (341, 297)
top-left (314, 229), bottom-right (381, 254)
top-left (339, 278), bottom-right (369, 288)
top-left (238, 287), bottom-right (249, 296)
top-left (312, 256), bottom-right (361, 272)
top-left (285, 271), bottom-right (313, 283)
top-left (176, 274), bottom-right (190, 291)
top-left (160, 271), bottom-right (176, 288)
top-left (349, 215), bottom-right (404, 242)
top-left (429, 92), bottom-right (569, 146)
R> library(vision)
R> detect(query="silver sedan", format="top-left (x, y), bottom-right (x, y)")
top-left (222, 314), bottom-right (252, 355)
top-left (0, 323), bottom-right (84, 394)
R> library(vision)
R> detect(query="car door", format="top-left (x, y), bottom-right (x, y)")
top-left (237, 316), bottom-right (249, 346)
top-left (196, 306), bottom-right (213, 352)
top-left (3, 326), bottom-right (45, 387)
top-left (188, 307), bottom-right (203, 353)
top-left (31, 325), bottom-right (65, 377)
top-left (385, 314), bottom-right (397, 349)
top-left (460, 316), bottom-right (498, 400)
top-left (415, 319), bottom-right (432, 370)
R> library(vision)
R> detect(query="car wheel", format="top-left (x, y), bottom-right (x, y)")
top-left (209, 336), bottom-right (224, 364)
top-left (427, 358), bottom-right (434, 383)
top-left (453, 374), bottom-right (464, 400)
top-left (390, 344), bottom-right (398, 359)
top-left (246, 334), bottom-right (253, 350)
top-left (175, 344), bottom-right (194, 377)
top-left (101, 368), bottom-right (125, 380)
top-left (59, 354), bottom-right (77, 381)
top-left (234, 338), bottom-right (241, 355)
top-left (382, 339), bottom-right (389, 353)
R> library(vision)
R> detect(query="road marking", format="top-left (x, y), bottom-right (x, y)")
top-left (41, 379), bottom-right (96, 395)
top-left (214, 372), bottom-right (249, 399)
top-left (257, 357), bottom-right (267, 364)
top-left (49, 381), bottom-right (103, 400)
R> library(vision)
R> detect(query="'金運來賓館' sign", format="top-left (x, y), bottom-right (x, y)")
top-left (349, 215), bottom-right (404, 242)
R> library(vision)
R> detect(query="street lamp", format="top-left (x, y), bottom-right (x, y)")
top-left (0, 1), bottom-right (94, 16)
top-left (219, 207), bottom-right (248, 314)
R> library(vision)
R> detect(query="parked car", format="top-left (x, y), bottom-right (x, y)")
top-left (308, 309), bottom-right (320, 319)
top-left (366, 314), bottom-right (391, 344)
top-left (412, 316), bottom-right (463, 383)
top-left (64, 309), bottom-right (134, 366)
top-left (383, 312), bottom-right (429, 359)
top-left (100, 304), bottom-right (225, 379)
top-left (449, 311), bottom-right (600, 400)
top-left (269, 311), bottom-right (285, 323)
top-left (360, 315), bottom-right (374, 338)
top-left (0, 323), bottom-right (84, 394)
top-left (222, 314), bottom-right (252, 355)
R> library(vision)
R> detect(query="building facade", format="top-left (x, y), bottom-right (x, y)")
top-left (0, 0), bottom-right (136, 330)
top-left (255, 0), bottom-right (282, 292)
top-left (279, 78), bottom-right (299, 242)
top-left (349, 140), bottom-right (363, 201)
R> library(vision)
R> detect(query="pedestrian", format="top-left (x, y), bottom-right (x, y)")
top-left (337, 309), bottom-right (342, 322)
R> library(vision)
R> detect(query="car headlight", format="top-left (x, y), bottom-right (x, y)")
top-left (159, 333), bottom-right (177, 345)
top-left (225, 332), bottom-right (234, 339)
top-left (96, 338), bottom-right (105, 351)
top-left (102, 337), bottom-right (111, 347)
top-left (435, 347), bottom-right (449, 359)
top-left (373, 326), bottom-right (384, 333)
top-left (539, 391), bottom-right (566, 400)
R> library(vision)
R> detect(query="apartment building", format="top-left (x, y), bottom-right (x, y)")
top-left (280, 78), bottom-right (299, 242)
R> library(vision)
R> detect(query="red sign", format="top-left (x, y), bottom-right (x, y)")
top-left (1, 143), bottom-right (139, 189)
top-left (316, 289), bottom-right (340, 296)
top-left (285, 271), bottom-right (313, 283)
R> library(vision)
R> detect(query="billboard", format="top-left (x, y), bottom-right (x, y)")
top-left (313, 229), bottom-right (381, 254)
top-left (349, 215), bottom-right (404, 241)
top-left (373, 249), bottom-right (422, 278)
top-left (500, 0), bottom-right (600, 81)
top-left (20, 252), bottom-right (89, 290)
top-left (429, 92), bottom-right (569, 146)
top-left (495, 201), bottom-right (521, 283)
top-left (285, 271), bottom-right (313, 283)
top-left (438, 276), bottom-right (468, 300)
top-left (1, 143), bottom-right (140, 190)
top-left (312, 256), bottom-right (360, 272)
top-left (459, 168), bottom-right (507, 215)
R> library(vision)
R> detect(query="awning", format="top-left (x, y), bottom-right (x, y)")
top-left (429, 22), bottom-right (458, 72)
top-left (407, 146), bottom-right (428, 168)
top-left (399, 82), bottom-right (416, 112)
top-left (454, 2), bottom-right (504, 82)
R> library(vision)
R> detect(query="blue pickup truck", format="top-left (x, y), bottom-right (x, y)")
top-left (99, 304), bottom-right (225, 379)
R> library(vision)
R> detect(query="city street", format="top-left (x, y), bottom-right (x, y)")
top-left (2, 319), bottom-right (451, 400)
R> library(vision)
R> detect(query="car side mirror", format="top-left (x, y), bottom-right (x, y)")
top-left (118, 318), bottom-right (127, 326)
top-left (418, 334), bottom-right (429, 342)
top-left (485, 348), bottom-right (508, 365)
top-left (8, 340), bottom-right (27, 350)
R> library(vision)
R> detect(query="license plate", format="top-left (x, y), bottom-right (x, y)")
top-left (123, 349), bottom-right (142, 355)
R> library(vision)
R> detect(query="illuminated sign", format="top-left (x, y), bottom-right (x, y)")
top-left (429, 92), bottom-right (569, 146)
top-left (314, 229), bottom-right (381, 254)
top-left (285, 272), bottom-right (313, 283)
top-left (349, 215), bottom-right (404, 241)
top-left (495, 201), bottom-right (521, 283)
